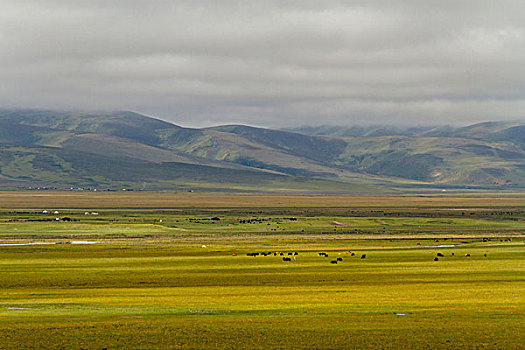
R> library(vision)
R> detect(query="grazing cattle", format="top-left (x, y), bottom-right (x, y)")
top-left (288, 252), bottom-right (293, 255)
top-left (293, 252), bottom-right (298, 255)
top-left (434, 257), bottom-right (439, 261)
top-left (361, 254), bottom-right (366, 259)
top-left (330, 260), bottom-right (338, 264)
top-left (336, 257), bottom-right (342, 261)
top-left (465, 254), bottom-right (471, 257)
top-left (351, 253), bottom-right (355, 256)
top-left (484, 253), bottom-right (487, 257)
top-left (283, 257), bottom-right (291, 262)
top-left (437, 253), bottom-right (444, 257)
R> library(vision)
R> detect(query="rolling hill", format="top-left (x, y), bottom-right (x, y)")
top-left (1, 109), bottom-right (524, 191)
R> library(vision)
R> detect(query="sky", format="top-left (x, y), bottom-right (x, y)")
top-left (1, 0), bottom-right (525, 128)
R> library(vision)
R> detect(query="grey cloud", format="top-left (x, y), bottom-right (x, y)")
top-left (1, 0), bottom-right (524, 127)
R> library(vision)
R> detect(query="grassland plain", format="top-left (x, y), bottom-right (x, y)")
top-left (3, 191), bottom-right (525, 208)
top-left (0, 192), bottom-right (524, 349)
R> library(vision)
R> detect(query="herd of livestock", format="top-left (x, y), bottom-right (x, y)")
top-left (242, 250), bottom-right (484, 264)
top-left (243, 251), bottom-right (367, 264)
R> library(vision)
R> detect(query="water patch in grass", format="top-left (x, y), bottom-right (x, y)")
top-left (0, 242), bottom-right (56, 247)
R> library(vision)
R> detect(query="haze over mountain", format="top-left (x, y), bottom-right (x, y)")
top-left (1, 109), bottom-right (524, 192)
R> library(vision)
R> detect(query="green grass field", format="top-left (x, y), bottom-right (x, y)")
top-left (0, 193), bottom-right (524, 349)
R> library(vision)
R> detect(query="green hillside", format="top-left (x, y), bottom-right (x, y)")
top-left (0, 110), bottom-right (382, 192)
top-left (284, 122), bottom-right (525, 188)
top-left (1, 109), bottom-right (524, 191)
top-left (0, 144), bottom-right (379, 193)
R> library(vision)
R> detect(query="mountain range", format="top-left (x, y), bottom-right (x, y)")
top-left (1, 109), bottom-right (524, 192)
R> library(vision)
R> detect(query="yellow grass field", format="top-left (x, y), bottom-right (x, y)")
top-left (0, 192), bottom-right (524, 349)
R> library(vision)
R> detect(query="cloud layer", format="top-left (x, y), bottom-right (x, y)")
top-left (2, 0), bottom-right (525, 127)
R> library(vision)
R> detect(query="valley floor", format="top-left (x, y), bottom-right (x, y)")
top-left (0, 192), bottom-right (524, 349)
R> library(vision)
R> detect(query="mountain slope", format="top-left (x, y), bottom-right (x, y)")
top-left (282, 122), bottom-right (525, 188)
top-left (210, 125), bottom-right (347, 163)
top-left (1, 109), bottom-right (524, 190)
top-left (0, 144), bottom-right (378, 192)
top-left (0, 110), bottom-right (355, 179)
top-left (0, 110), bottom-right (383, 192)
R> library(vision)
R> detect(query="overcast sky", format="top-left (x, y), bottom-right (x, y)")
top-left (1, 1), bottom-right (525, 127)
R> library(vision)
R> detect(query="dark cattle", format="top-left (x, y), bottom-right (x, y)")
top-left (361, 254), bottom-right (366, 259)
top-left (484, 253), bottom-right (487, 257)
top-left (61, 217), bottom-right (72, 221)
top-left (465, 254), bottom-right (471, 257)
top-left (330, 260), bottom-right (338, 264)
top-left (336, 257), bottom-right (342, 261)
top-left (288, 252), bottom-right (293, 255)
top-left (437, 253), bottom-right (444, 257)
top-left (293, 252), bottom-right (298, 255)
top-left (451, 253), bottom-right (455, 256)
top-left (351, 253), bottom-right (355, 256)
top-left (434, 257), bottom-right (439, 261)
top-left (283, 257), bottom-right (291, 262)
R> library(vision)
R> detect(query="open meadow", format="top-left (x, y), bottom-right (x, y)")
top-left (0, 192), bottom-right (524, 349)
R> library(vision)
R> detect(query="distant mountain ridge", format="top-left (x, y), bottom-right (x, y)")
top-left (1, 109), bottom-right (524, 191)
top-left (285, 122), bottom-right (525, 140)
